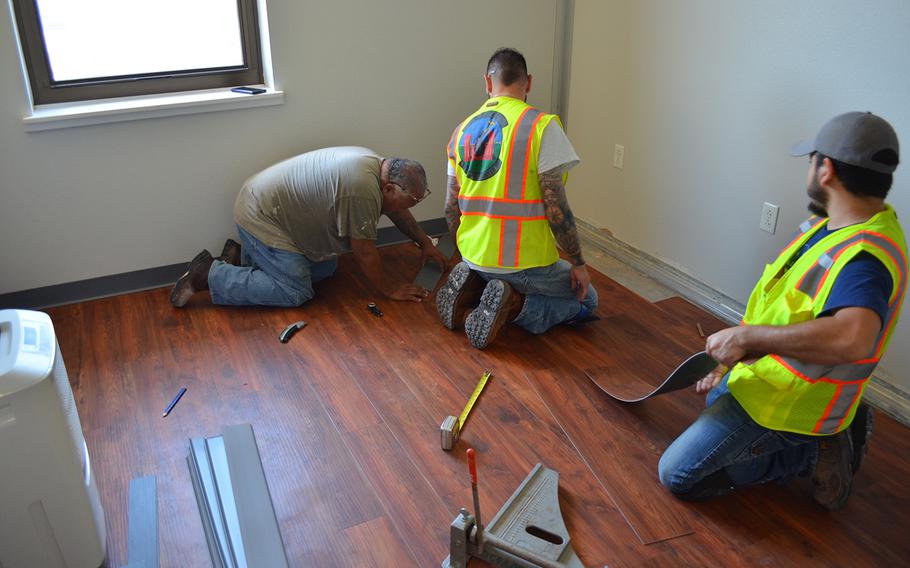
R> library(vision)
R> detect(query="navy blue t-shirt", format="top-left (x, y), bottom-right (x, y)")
top-left (797, 225), bottom-right (893, 324)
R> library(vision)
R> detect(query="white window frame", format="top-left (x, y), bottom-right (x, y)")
top-left (9, 0), bottom-right (283, 131)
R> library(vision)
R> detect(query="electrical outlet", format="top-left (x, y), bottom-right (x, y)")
top-left (760, 202), bottom-right (779, 234)
top-left (613, 144), bottom-right (625, 169)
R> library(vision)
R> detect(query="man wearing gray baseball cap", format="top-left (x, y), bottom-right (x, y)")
top-left (659, 112), bottom-right (907, 511)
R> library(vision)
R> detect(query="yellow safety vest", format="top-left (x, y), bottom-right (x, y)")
top-left (447, 96), bottom-right (561, 269)
top-left (729, 205), bottom-right (907, 435)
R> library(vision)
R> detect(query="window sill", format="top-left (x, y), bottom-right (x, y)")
top-left (22, 87), bottom-right (285, 132)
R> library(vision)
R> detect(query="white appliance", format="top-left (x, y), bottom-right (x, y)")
top-left (0, 309), bottom-right (106, 567)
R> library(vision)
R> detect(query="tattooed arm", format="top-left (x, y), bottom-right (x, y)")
top-left (444, 175), bottom-right (463, 263)
top-left (540, 168), bottom-right (591, 300)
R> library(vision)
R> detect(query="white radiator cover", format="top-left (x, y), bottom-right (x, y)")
top-left (0, 309), bottom-right (106, 568)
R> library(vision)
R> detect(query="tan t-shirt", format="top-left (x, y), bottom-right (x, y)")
top-left (234, 147), bottom-right (383, 260)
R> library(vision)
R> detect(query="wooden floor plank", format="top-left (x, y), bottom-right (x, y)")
top-left (341, 426), bottom-right (451, 567)
top-left (525, 366), bottom-right (695, 545)
top-left (343, 516), bottom-right (419, 568)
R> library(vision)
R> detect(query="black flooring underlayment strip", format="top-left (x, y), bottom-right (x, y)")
top-left (414, 233), bottom-right (456, 290)
top-left (0, 217), bottom-right (449, 310)
top-left (123, 475), bottom-right (159, 568)
top-left (222, 424), bottom-right (289, 568)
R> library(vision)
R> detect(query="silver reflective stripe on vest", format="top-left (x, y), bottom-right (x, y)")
top-left (775, 355), bottom-right (877, 434)
top-left (458, 197), bottom-right (545, 218)
top-left (795, 252), bottom-right (835, 298)
top-left (796, 264), bottom-right (827, 298)
top-left (500, 219), bottom-right (520, 266)
top-left (796, 232), bottom-right (906, 299)
top-left (799, 218), bottom-right (817, 233)
top-left (777, 356), bottom-right (879, 382)
top-left (506, 108), bottom-right (542, 200)
top-left (815, 382), bottom-right (863, 434)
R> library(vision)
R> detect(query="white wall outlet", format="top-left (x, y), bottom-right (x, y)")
top-left (613, 144), bottom-right (625, 169)
top-left (760, 202), bottom-right (779, 234)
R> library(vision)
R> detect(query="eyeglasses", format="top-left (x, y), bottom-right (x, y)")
top-left (394, 182), bottom-right (431, 205)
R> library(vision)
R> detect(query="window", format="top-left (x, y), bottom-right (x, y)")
top-left (12, 0), bottom-right (263, 105)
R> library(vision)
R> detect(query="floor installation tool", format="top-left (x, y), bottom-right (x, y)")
top-left (414, 234), bottom-right (456, 291)
top-left (440, 370), bottom-right (491, 451)
top-left (442, 449), bottom-right (583, 568)
top-left (278, 320), bottom-right (307, 343)
top-left (586, 351), bottom-right (718, 402)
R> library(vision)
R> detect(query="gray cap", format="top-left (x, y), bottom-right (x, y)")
top-left (790, 111), bottom-right (900, 174)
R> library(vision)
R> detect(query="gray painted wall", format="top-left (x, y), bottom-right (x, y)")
top-left (0, 0), bottom-right (559, 293)
top-left (568, 0), bottom-right (910, 390)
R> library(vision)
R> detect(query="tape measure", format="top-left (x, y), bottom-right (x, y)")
top-left (441, 370), bottom-right (492, 451)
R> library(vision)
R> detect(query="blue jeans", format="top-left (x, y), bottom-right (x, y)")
top-left (657, 374), bottom-right (819, 500)
top-left (476, 259), bottom-right (598, 334)
top-left (208, 226), bottom-right (338, 307)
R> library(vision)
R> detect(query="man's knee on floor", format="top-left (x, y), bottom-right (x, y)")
top-left (659, 452), bottom-right (735, 500)
top-left (585, 285), bottom-right (599, 310)
top-left (275, 283), bottom-right (315, 307)
top-left (657, 453), bottom-right (692, 495)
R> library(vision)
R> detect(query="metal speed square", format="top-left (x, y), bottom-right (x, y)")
top-left (442, 451), bottom-right (583, 568)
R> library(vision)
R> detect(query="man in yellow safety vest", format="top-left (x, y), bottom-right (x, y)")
top-left (659, 112), bottom-right (906, 511)
top-left (437, 48), bottom-right (597, 349)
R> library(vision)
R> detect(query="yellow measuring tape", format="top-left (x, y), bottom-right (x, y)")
top-left (458, 370), bottom-right (492, 429)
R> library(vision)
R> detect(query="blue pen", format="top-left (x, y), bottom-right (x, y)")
top-left (162, 387), bottom-right (187, 417)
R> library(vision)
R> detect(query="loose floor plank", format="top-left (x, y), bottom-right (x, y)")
top-left (525, 366), bottom-right (695, 545)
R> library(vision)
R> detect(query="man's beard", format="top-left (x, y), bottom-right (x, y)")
top-left (807, 178), bottom-right (828, 217)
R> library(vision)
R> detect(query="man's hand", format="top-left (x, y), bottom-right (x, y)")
top-left (695, 365), bottom-right (728, 394)
top-left (388, 283), bottom-right (430, 302)
top-left (570, 264), bottom-right (591, 300)
top-left (705, 326), bottom-right (751, 368)
top-left (420, 241), bottom-right (449, 269)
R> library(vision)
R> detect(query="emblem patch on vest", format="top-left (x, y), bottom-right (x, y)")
top-left (458, 111), bottom-right (508, 181)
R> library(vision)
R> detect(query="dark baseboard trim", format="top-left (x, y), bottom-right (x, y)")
top-left (0, 217), bottom-right (449, 310)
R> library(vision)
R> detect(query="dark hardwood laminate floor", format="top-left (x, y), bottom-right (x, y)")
top-left (46, 244), bottom-right (910, 567)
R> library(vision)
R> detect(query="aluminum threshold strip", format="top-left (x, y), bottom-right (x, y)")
top-left (188, 423), bottom-right (288, 568)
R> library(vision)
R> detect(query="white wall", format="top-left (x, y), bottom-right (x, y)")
top-left (0, 0), bottom-right (559, 294)
top-left (569, 0), bottom-right (910, 390)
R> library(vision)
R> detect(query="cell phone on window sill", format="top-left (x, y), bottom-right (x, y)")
top-left (231, 86), bottom-right (266, 95)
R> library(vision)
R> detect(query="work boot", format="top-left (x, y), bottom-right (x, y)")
top-left (436, 262), bottom-right (484, 330)
top-left (464, 280), bottom-right (524, 350)
top-left (219, 238), bottom-right (241, 266)
top-left (169, 249), bottom-right (214, 308)
top-left (811, 430), bottom-right (854, 511)
top-left (849, 403), bottom-right (874, 473)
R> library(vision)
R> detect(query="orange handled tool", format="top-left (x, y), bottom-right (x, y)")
top-left (466, 448), bottom-right (484, 550)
